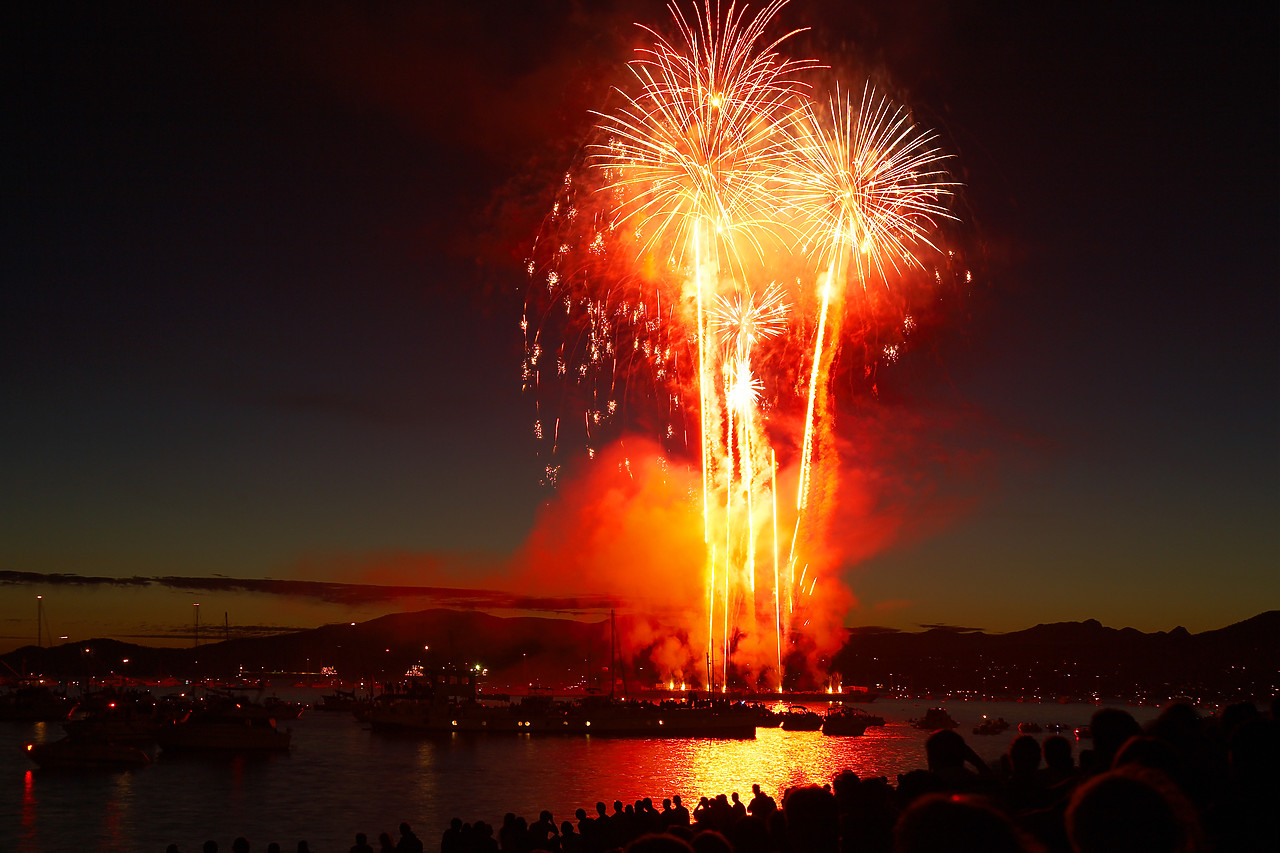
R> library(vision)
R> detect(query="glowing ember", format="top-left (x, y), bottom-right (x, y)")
top-left (523, 0), bottom-right (960, 691)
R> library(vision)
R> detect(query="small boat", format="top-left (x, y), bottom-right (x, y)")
top-left (318, 689), bottom-right (364, 712)
top-left (63, 708), bottom-right (160, 745)
top-left (63, 688), bottom-right (161, 744)
top-left (1017, 722), bottom-right (1043, 734)
top-left (1074, 725), bottom-right (1093, 740)
top-left (741, 702), bottom-right (783, 728)
top-left (821, 707), bottom-right (883, 737)
top-left (910, 708), bottom-right (958, 731)
top-left (25, 737), bottom-right (150, 769)
top-left (779, 705), bottom-right (823, 731)
top-left (1044, 722), bottom-right (1068, 733)
top-left (0, 685), bottom-right (77, 721)
top-left (972, 716), bottom-right (1011, 736)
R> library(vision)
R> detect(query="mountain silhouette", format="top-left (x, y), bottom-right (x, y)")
top-left (2, 610), bottom-right (1274, 703)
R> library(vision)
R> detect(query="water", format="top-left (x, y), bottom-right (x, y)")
top-left (1, 692), bottom-right (1166, 853)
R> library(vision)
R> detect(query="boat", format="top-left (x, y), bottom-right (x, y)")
top-left (155, 710), bottom-right (291, 751)
top-left (909, 708), bottom-right (959, 731)
top-left (972, 716), bottom-right (1011, 736)
top-left (1074, 725), bottom-right (1093, 740)
top-left (62, 687), bottom-right (161, 744)
top-left (821, 707), bottom-right (883, 737)
top-left (63, 706), bottom-right (161, 745)
top-left (317, 689), bottom-right (366, 713)
top-left (1017, 722), bottom-right (1043, 734)
top-left (742, 702), bottom-right (783, 728)
top-left (25, 736), bottom-right (150, 769)
top-left (779, 705), bottom-right (823, 731)
top-left (0, 685), bottom-right (77, 721)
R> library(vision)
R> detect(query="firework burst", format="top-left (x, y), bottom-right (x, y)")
top-left (788, 83), bottom-right (958, 284)
top-left (592, 0), bottom-right (815, 274)
top-left (523, 0), bottom-right (961, 691)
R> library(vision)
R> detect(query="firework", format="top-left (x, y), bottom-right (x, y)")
top-left (592, 0), bottom-right (815, 275)
top-left (788, 84), bottom-right (957, 282)
top-left (784, 84), bottom-right (956, 568)
top-left (524, 0), bottom-right (959, 691)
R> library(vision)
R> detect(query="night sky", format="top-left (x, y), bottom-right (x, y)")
top-left (3, 0), bottom-right (1276, 654)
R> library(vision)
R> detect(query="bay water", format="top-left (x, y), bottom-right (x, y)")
top-left (1, 692), bottom-right (1166, 853)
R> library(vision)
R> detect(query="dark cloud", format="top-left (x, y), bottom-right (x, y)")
top-left (119, 625), bottom-right (308, 641)
top-left (917, 623), bottom-right (984, 633)
top-left (0, 571), bottom-right (620, 614)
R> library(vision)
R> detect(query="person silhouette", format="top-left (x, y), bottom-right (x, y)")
top-left (1066, 767), bottom-right (1200, 853)
top-left (895, 793), bottom-right (1042, 853)
top-left (396, 822), bottom-right (423, 853)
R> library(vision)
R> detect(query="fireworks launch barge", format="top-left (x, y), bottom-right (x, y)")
top-left (364, 671), bottom-right (756, 739)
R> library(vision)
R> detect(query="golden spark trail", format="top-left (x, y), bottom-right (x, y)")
top-left (696, 219), bottom-right (710, 545)
top-left (772, 448), bottom-right (781, 689)
top-left (723, 532), bottom-right (730, 689)
top-left (796, 258), bottom-right (836, 508)
top-left (744, 391), bottom-right (755, 596)
top-left (729, 401), bottom-right (737, 597)
top-left (708, 544), bottom-right (716, 688)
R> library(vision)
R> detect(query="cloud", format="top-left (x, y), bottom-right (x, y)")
top-left (0, 571), bottom-right (619, 614)
top-left (118, 625), bottom-right (308, 641)
top-left (917, 623), bottom-right (984, 632)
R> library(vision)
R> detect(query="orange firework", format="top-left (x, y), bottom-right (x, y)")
top-left (784, 85), bottom-right (956, 574)
top-left (593, 0), bottom-right (814, 274)
top-left (788, 84), bottom-right (957, 282)
top-left (523, 1), bottom-right (960, 692)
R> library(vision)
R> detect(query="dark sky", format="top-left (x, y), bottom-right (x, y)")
top-left (3, 0), bottom-right (1276, 650)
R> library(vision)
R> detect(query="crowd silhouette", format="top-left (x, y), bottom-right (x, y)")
top-left (170, 699), bottom-right (1276, 853)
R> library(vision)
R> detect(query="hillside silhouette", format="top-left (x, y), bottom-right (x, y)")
top-left (3, 609), bottom-right (1274, 702)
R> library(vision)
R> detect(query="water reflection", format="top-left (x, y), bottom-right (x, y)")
top-left (686, 732), bottom-right (796, 795)
top-left (106, 765), bottom-right (143, 851)
top-left (413, 739), bottom-right (439, 805)
top-left (20, 770), bottom-right (38, 853)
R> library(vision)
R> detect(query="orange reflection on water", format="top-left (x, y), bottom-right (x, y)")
top-left (684, 728), bottom-right (875, 798)
top-left (20, 769), bottom-right (39, 853)
top-left (597, 722), bottom-right (925, 807)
